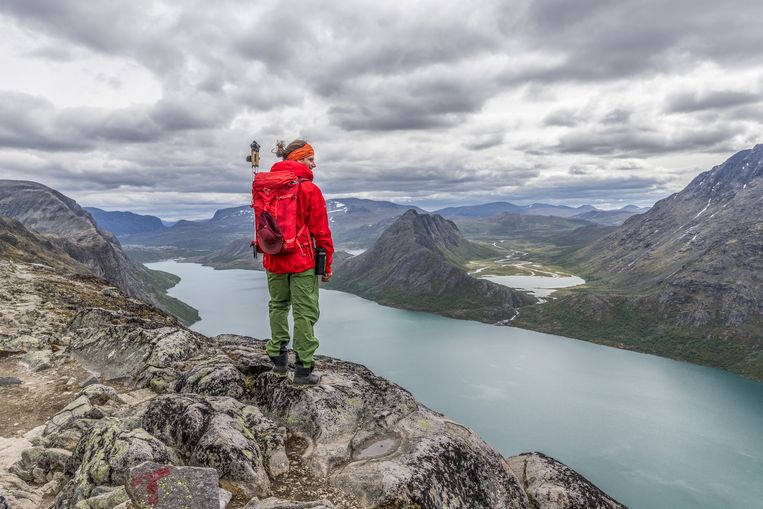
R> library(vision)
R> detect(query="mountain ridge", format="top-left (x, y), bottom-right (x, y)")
top-left (0, 179), bottom-right (198, 325)
top-left (516, 145), bottom-right (763, 379)
top-left (329, 210), bottom-right (535, 322)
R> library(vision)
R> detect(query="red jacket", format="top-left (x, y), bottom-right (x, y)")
top-left (262, 160), bottom-right (334, 274)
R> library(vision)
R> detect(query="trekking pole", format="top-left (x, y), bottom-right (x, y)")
top-left (246, 140), bottom-right (261, 259)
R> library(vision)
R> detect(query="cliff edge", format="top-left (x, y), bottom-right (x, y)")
top-left (0, 250), bottom-right (625, 508)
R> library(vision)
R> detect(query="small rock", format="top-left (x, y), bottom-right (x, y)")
top-left (21, 350), bottom-right (53, 372)
top-left (22, 425), bottom-right (45, 445)
top-left (75, 485), bottom-right (129, 509)
top-left (79, 374), bottom-right (100, 388)
top-left (0, 334), bottom-right (46, 353)
top-left (219, 488), bottom-right (233, 509)
top-left (0, 377), bottom-right (22, 386)
top-left (39, 479), bottom-right (60, 497)
top-left (66, 377), bottom-right (77, 387)
top-left (10, 446), bottom-right (71, 483)
top-left (78, 384), bottom-right (121, 405)
top-left (126, 462), bottom-right (220, 509)
top-left (100, 286), bottom-right (120, 298)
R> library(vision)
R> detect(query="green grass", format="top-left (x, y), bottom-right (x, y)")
top-left (515, 290), bottom-right (763, 381)
top-left (143, 267), bottom-right (200, 326)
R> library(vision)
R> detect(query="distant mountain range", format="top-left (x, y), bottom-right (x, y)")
top-left (88, 197), bottom-right (643, 263)
top-left (517, 145), bottom-right (763, 380)
top-left (328, 210), bottom-right (534, 322)
top-left (0, 180), bottom-right (198, 325)
top-left (435, 202), bottom-right (648, 223)
top-left (84, 207), bottom-right (166, 236)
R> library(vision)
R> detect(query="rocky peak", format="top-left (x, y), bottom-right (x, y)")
top-left (577, 145), bottom-right (763, 328)
top-left (680, 144), bottom-right (762, 204)
top-left (329, 211), bottom-right (534, 323)
top-left (379, 209), bottom-right (463, 255)
top-left (0, 181), bottom-right (113, 244)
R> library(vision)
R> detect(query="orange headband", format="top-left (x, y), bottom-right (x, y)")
top-left (287, 144), bottom-right (314, 161)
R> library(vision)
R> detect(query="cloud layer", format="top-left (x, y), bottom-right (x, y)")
top-left (1, 0), bottom-right (762, 218)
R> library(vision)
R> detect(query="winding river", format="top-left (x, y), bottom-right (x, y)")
top-left (146, 260), bottom-right (763, 509)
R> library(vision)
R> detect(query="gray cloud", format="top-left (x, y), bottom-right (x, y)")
top-left (0, 0), bottom-right (185, 73)
top-left (511, 0), bottom-right (763, 82)
top-left (0, 0), bottom-right (762, 216)
top-left (665, 90), bottom-right (762, 113)
top-left (329, 72), bottom-right (494, 131)
top-left (556, 124), bottom-right (743, 156)
top-left (544, 109), bottom-right (580, 127)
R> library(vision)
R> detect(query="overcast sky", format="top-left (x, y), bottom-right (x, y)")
top-left (1, 0), bottom-right (762, 219)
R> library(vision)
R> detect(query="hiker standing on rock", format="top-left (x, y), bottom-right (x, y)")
top-left (254, 140), bottom-right (334, 385)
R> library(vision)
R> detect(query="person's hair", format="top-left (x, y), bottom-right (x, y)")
top-left (273, 139), bottom-right (309, 160)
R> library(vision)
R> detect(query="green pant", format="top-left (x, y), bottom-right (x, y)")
top-left (265, 268), bottom-right (320, 368)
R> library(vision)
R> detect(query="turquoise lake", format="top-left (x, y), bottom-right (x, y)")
top-left (147, 260), bottom-right (763, 509)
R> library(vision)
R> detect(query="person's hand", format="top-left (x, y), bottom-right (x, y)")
top-left (322, 271), bottom-right (333, 283)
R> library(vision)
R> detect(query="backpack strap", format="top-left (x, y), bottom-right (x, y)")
top-left (294, 177), bottom-right (310, 258)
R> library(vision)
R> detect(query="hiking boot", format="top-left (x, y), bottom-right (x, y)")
top-left (269, 352), bottom-right (289, 375)
top-left (293, 364), bottom-right (320, 386)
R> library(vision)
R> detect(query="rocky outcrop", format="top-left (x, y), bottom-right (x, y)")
top-left (0, 252), bottom-right (626, 508)
top-left (329, 210), bottom-right (535, 323)
top-left (507, 453), bottom-right (626, 509)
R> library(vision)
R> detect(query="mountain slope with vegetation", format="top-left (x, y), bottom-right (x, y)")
top-left (329, 210), bottom-right (535, 322)
top-left (0, 180), bottom-right (198, 325)
top-left (516, 145), bottom-right (763, 380)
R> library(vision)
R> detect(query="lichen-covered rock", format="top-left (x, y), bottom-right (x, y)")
top-left (126, 462), bottom-right (220, 509)
top-left (10, 446), bottom-right (71, 484)
top-left (252, 351), bottom-right (530, 509)
top-left (213, 335), bottom-right (274, 376)
top-left (244, 498), bottom-right (336, 509)
top-left (175, 355), bottom-right (245, 399)
top-left (141, 394), bottom-right (283, 498)
top-left (54, 422), bottom-right (175, 508)
top-left (333, 418), bottom-right (530, 509)
top-left (0, 334), bottom-right (48, 353)
top-left (73, 485), bottom-right (128, 509)
top-left (44, 395), bottom-right (104, 437)
top-left (67, 308), bottom-right (201, 380)
top-left (506, 452), bottom-right (628, 509)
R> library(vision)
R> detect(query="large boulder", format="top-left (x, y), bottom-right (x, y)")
top-left (141, 393), bottom-right (287, 498)
top-left (251, 347), bottom-right (530, 508)
top-left (54, 422), bottom-right (175, 508)
top-left (125, 461), bottom-right (220, 509)
top-left (175, 354), bottom-right (246, 399)
top-left (506, 453), bottom-right (627, 509)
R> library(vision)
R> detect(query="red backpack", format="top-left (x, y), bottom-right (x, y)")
top-left (251, 171), bottom-right (307, 255)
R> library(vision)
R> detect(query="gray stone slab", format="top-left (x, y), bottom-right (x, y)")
top-left (126, 461), bottom-right (220, 509)
top-left (0, 377), bottom-right (22, 386)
